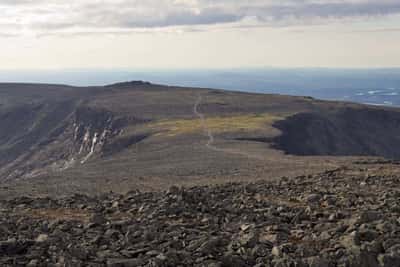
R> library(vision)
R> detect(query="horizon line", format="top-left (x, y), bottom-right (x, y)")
top-left (1, 66), bottom-right (400, 72)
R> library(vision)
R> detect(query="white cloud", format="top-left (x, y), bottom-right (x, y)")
top-left (0, 0), bottom-right (400, 36)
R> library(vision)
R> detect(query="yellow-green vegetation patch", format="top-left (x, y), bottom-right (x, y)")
top-left (147, 113), bottom-right (283, 137)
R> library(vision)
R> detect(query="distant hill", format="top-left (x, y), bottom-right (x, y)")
top-left (1, 68), bottom-right (400, 106)
top-left (1, 81), bottom-right (400, 198)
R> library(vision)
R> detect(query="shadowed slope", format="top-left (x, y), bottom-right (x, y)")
top-left (272, 108), bottom-right (400, 158)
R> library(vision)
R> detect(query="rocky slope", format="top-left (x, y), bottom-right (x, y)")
top-left (1, 165), bottom-right (399, 266)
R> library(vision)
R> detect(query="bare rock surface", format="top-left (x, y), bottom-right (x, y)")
top-left (1, 167), bottom-right (400, 266)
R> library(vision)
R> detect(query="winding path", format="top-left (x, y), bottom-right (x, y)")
top-left (194, 95), bottom-right (217, 151)
top-left (193, 94), bottom-right (264, 160)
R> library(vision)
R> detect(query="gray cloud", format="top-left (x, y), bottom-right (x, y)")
top-left (261, 2), bottom-right (400, 19)
top-left (0, 0), bottom-right (400, 35)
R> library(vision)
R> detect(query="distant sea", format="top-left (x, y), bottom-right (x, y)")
top-left (1, 68), bottom-right (400, 107)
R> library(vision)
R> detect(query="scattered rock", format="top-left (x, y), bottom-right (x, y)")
top-left (358, 211), bottom-right (382, 224)
top-left (307, 194), bottom-right (321, 203)
top-left (107, 258), bottom-right (145, 267)
top-left (35, 234), bottom-right (48, 243)
top-left (0, 169), bottom-right (399, 266)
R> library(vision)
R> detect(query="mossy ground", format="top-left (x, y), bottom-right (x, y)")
top-left (146, 113), bottom-right (283, 137)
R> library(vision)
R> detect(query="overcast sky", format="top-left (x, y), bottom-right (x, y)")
top-left (1, 0), bottom-right (400, 69)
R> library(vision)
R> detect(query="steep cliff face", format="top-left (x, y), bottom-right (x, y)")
top-left (0, 103), bottom-right (145, 181)
top-left (71, 107), bottom-right (123, 164)
top-left (0, 82), bottom-right (162, 182)
top-left (0, 101), bottom-right (75, 179)
top-left (271, 107), bottom-right (400, 159)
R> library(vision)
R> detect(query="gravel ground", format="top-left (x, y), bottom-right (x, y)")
top-left (1, 166), bottom-right (400, 266)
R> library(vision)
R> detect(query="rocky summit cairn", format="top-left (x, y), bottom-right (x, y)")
top-left (1, 168), bottom-right (400, 266)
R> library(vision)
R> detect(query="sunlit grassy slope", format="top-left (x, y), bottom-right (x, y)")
top-left (146, 113), bottom-right (283, 137)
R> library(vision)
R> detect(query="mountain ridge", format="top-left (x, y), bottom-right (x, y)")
top-left (1, 81), bottom-right (400, 197)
